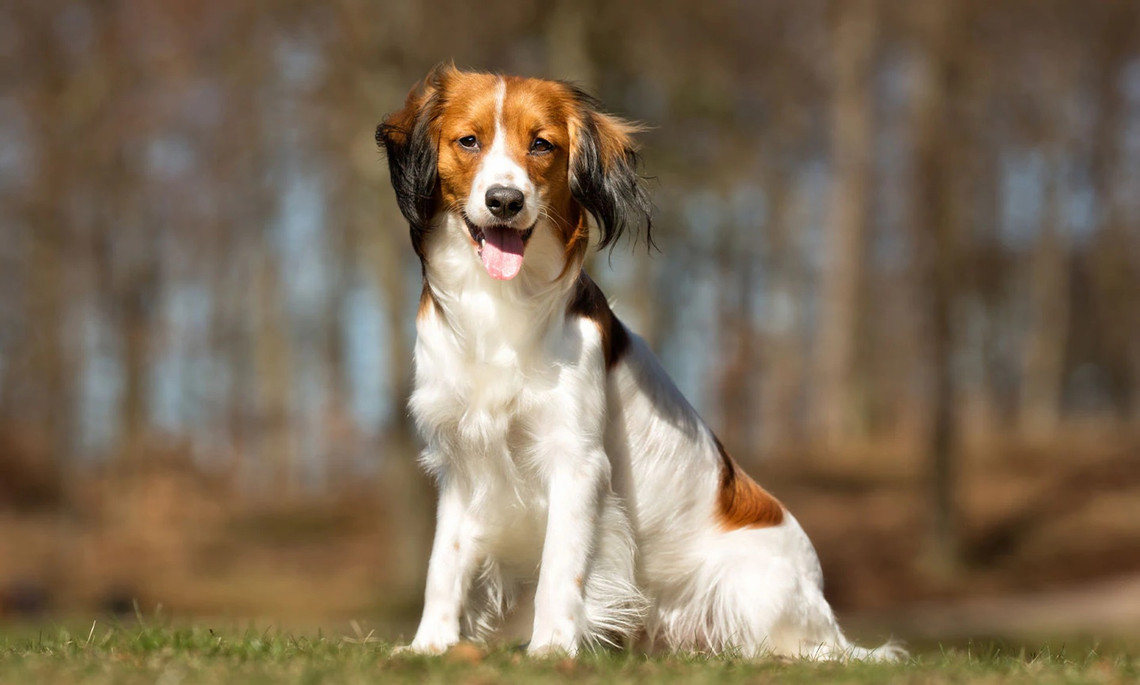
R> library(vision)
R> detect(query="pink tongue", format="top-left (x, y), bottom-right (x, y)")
top-left (480, 226), bottom-right (525, 280)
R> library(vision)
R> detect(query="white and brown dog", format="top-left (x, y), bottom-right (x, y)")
top-left (377, 65), bottom-right (899, 660)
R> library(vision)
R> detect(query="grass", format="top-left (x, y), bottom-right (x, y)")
top-left (0, 621), bottom-right (1136, 684)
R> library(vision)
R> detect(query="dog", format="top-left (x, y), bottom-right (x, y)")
top-left (377, 65), bottom-right (900, 660)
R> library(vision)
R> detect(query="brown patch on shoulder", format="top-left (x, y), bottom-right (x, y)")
top-left (713, 436), bottom-right (785, 529)
top-left (566, 272), bottom-right (629, 369)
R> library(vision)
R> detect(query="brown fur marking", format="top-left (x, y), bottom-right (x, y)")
top-left (713, 437), bottom-right (784, 529)
top-left (417, 281), bottom-right (440, 321)
top-left (566, 273), bottom-right (629, 369)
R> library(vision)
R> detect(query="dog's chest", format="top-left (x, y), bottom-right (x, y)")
top-left (412, 312), bottom-right (562, 560)
top-left (410, 303), bottom-right (566, 462)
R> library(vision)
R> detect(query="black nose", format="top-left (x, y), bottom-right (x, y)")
top-left (485, 185), bottom-right (525, 219)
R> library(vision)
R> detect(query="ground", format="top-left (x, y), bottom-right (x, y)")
top-left (0, 622), bottom-right (1136, 685)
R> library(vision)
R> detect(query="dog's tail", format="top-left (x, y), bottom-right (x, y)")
top-left (802, 603), bottom-right (906, 662)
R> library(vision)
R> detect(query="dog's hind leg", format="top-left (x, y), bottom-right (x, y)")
top-left (648, 523), bottom-right (903, 661)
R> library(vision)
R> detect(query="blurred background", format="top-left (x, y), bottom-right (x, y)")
top-left (1, 0), bottom-right (1139, 644)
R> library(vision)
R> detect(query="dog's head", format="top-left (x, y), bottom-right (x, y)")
top-left (377, 65), bottom-right (651, 281)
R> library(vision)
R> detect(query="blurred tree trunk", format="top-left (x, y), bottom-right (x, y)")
top-left (1087, 4), bottom-right (1140, 419)
top-left (546, 0), bottom-right (597, 88)
top-left (972, 141), bottom-right (1012, 435)
top-left (327, 0), bottom-right (417, 439)
top-left (219, 10), bottom-right (273, 490)
top-left (115, 222), bottom-right (158, 455)
top-left (331, 0), bottom-right (436, 595)
top-left (758, 161), bottom-right (805, 454)
top-left (910, 0), bottom-right (962, 571)
top-left (625, 251), bottom-right (658, 348)
top-left (3, 7), bottom-right (74, 466)
top-left (88, 12), bottom-right (154, 459)
top-left (815, 0), bottom-right (877, 451)
top-left (254, 254), bottom-right (295, 494)
top-left (22, 194), bottom-right (70, 462)
top-left (1020, 154), bottom-right (1070, 438)
top-left (718, 221), bottom-right (756, 454)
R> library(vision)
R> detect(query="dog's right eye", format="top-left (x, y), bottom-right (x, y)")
top-left (458, 135), bottom-right (479, 150)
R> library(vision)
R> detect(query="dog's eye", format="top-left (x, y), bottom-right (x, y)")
top-left (530, 137), bottom-right (554, 154)
top-left (458, 135), bottom-right (479, 150)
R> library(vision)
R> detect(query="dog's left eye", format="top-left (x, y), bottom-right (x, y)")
top-left (530, 137), bottom-right (554, 154)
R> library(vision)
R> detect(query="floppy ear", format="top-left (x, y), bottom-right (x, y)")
top-left (376, 68), bottom-right (447, 257)
top-left (567, 91), bottom-right (653, 251)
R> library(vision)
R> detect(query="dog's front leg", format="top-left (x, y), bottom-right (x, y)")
top-left (404, 475), bottom-right (477, 654)
top-left (528, 327), bottom-right (611, 656)
top-left (529, 447), bottom-right (607, 656)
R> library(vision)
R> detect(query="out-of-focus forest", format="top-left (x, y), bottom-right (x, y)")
top-left (1, 0), bottom-right (1139, 641)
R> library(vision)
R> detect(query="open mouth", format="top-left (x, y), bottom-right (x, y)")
top-left (465, 218), bottom-right (535, 281)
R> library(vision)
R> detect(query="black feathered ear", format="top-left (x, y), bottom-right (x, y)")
top-left (376, 67), bottom-right (450, 258)
top-left (567, 91), bottom-right (653, 251)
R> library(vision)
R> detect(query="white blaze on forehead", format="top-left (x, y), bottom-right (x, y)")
top-left (494, 78), bottom-right (505, 133)
top-left (464, 78), bottom-right (538, 228)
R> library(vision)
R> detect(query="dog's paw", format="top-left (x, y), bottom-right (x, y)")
top-left (527, 644), bottom-right (571, 658)
top-left (528, 617), bottom-right (580, 658)
top-left (391, 640), bottom-right (450, 657)
top-left (393, 620), bottom-right (462, 657)
top-left (526, 636), bottom-right (578, 658)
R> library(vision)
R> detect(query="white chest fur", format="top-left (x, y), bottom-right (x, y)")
top-left (409, 277), bottom-right (606, 571)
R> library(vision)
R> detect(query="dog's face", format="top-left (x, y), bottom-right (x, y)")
top-left (378, 66), bottom-right (651, 280)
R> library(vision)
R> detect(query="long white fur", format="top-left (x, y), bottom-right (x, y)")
top-left (402, 77), bottom-right (901, 661)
